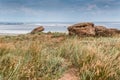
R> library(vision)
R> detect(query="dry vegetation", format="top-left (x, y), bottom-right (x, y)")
top-left (0, 32), bottom-right (120, 80)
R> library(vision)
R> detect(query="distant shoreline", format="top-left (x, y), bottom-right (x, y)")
top-left (0, 33), bottom-right (20, 36)
top-left (0, 22), bottom-right (120, 36)
top-left (0, 32), bottom-right (68, 36)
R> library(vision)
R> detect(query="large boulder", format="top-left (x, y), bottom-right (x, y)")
top-left (68, 22), bottom-right (120, 37)
top-left (68, 22), bottom-right (96, 36)
top-left (95, 26), bottom-right (110, 36)
top-left (31, 26), bottom-right (44, 34)
top-left (108, 28), bottom-right (120, 34)
top-left (95, 26), bottom-right (120, 36)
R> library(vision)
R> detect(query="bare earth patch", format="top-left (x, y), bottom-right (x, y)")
top-left (59, 68), bottom-right (79, 80)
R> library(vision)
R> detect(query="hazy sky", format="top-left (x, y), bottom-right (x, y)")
top-left (0, 0), bottom-right (120, 22)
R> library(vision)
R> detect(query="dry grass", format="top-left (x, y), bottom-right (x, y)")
top-left (0, 33), bottom-right (120, 80)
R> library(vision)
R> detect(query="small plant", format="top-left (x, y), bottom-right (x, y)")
top-left (52, 32), bottom-right (66, 38)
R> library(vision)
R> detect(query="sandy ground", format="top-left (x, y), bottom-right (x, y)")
top-left (59, 68), bottom-right (79, 80)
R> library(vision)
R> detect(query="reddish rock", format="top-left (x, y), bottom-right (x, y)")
top-left (68, 22), bottom-right (96, 36)
top-left (95, 26), bottom-right (120, 36)
top-left (95, 26), bottom-right (110, 36)
top-left (31, 26), bottom-right (44, 34)
top-left (68, 22), bottom-right (120, 37)
top-left (108, 28), bottom-right (120, 34)
top-left (71, 22), bottom-right (94, 28)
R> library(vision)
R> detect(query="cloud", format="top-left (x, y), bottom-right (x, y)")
top-left (20, 7), bottom-right (44, 16)
top-left (0, 0), bottom-right (120, 22)
top-left (87, 4), bottom-right (98, 11)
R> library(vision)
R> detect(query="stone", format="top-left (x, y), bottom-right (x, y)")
top-left (68, 22), bottom-right (120, 37)
top-left (68, 22), bottom-right (96, 36)
top-left (95, 26), bottom-right (110, 36)
top-left (95, 26), bottom-right (120, 36)
top-left (31, 26), bottom-right (44, 34)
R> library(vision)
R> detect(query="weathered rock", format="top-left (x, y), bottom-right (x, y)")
top-left (95, 26), bottom-right (120, 36)
top-left (95, 26), bottom-right (110, 36)
top-left (70, 22), bottom-right (94, 28)
top-left (68, 22), bottom-right (120, 37)
top-left (108, 28), bottom-right (120, 34)
top-left (31, 26), bottom-right (44, 34)
top-left (68, 22), bottom-right (96, 36)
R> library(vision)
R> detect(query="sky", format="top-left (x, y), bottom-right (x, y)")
top-left (0, 0), bottom-right (120, 22)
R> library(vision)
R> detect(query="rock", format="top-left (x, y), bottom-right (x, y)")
top-left (68, 22), bottom-right (96, 36)
top-left (95, 26), bottom-right (110, 36)
top-left (68, 22), bottom-right (120, 37)
top-left (95, 26), bottom-right (120, 36)
top-left (71, 22), bottom-right (94, 28)
top-left (31, 26), bottom-right (44, 34)
top-left (108, 28), bottom-right (120, 34)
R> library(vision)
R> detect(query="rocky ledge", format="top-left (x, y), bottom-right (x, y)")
top-left (68, 22), bottom-right (120, 37)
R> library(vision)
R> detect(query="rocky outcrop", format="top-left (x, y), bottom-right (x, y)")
top-left (68, 22), bottom-right (120, 37)
top-left (95, 26), bottom-right (120, 36)
top-left (95, 26), bottom-right (110, 36)
top-left (68, 22), bottom-right (96, 36)
top-left (31, 26), bottom-right (44, 34)
top-left (108, 28), bottom-right (120, 34)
